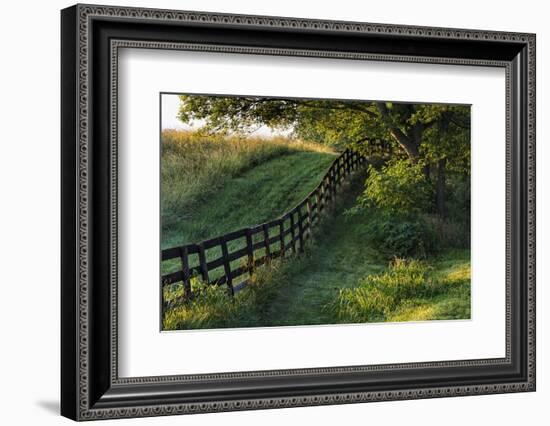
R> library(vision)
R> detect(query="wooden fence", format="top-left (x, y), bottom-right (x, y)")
top-left (161, 148), bottom-right (367, 301)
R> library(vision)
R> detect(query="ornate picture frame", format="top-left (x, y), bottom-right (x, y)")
top-left (61, 4), bottom-right (535, 420)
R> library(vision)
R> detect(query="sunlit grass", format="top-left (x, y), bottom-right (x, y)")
top-left (329, 253), bottom-right (470, 323)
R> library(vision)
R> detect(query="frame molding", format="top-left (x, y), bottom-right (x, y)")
top-left (61, 3), bottom-right (535, 421)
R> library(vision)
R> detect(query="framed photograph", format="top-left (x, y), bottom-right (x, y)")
top-left (61, 4), bottom-right (536, 421)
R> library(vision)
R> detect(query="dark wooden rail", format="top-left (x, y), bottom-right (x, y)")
top-left (161, 148), bottom-right (367, 301)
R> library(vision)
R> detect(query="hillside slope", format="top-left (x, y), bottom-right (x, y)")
top-left (162, 150), bottom-right (338, 249)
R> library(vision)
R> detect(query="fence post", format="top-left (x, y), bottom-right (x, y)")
top-left (333, 166), bottom-right (338, 196)
top-left (245, 228), bottom-right (254, 273)
top-left (279, 219), bottom-right (285, 256)
top-left (197, 242), bottom-right (209, 283)
top-left (297, 206), bottom-right (305, 252)
top-left (306, 198), bottom-right (313, 238)
top-left (178, 246), bottom-right (191, 299)
top-left (316, 189), bottom-right (322, 219)
top-left (220, 237), bottom-right (234, 296)
top-left (330, 169), bottom-right (336, 200)
top-left (290, 211), bottom-right (296, 253)
top-left (263, 223), bottom-right (271, 258)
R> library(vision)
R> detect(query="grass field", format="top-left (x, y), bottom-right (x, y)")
top-left (161, 129), bottom-right (335, 246)
top-left (161, 130), bottom-right (338, 279)
top-left (161, 129), bottom-right (471, 330)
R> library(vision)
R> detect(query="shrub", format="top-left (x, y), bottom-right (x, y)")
top-left (352, 159), bottom-right (439, 258)
top-left (365, 216), bottom-right (438, 259)
top-left (360, 159), bottom-right (431, 217)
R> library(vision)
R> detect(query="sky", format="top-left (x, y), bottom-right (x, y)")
top-left (161, 93), bottom-right (194, 130)
top-left (160, 93), bottom-right (291, 137)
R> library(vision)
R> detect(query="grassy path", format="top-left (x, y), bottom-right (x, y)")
top-left (254, 173), bottom-right (471, 326)
top-left (256, 174), bottom-right (470, 326)
top-left (257, 174), bottom-right (386, 326)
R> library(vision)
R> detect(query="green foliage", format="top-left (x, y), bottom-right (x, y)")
top-left (178, 96), bottom-right (298, 133)
top-left (360, 159), bottom-right (431, 217)
top-left (350, 159), bottom-right (437, 258)
top-left (292, 106), bottom-right (381, 150)
top-left (413, 104), bottom-right (471, 173)
top-left (445, 174), bottom-right (471, 224)
top-left (365, 217), bottom-right (438, 259)
top-left (329, 255), bottom-right (470, 323)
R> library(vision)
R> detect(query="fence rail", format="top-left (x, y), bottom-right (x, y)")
top-left (161, 148), bottom-right (367, 302)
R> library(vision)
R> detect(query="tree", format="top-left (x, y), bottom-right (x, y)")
top-left (177, 95), bottom-right (470, 217)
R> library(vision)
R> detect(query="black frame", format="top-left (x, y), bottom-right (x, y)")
top-left (61, 4), bottom-right (536, 421)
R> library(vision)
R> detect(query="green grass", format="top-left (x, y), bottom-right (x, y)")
top-left (161, 130), bottom-right (471, 330)
top-left (163, 258), bottom-right (294, 330)
top-left (330, 253), bottom-right (471, 324)
top-left (161, 129), bottom-right (335, 244)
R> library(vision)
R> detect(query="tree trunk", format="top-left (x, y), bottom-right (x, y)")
top-left (389, 128), bottom-right (420, 160)
top-left (436, 158), bottom-right (447, 218)
top-left (375, 103), bottom-right (421, 161)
